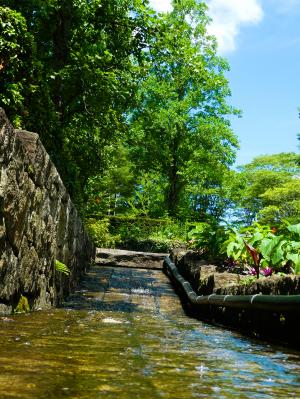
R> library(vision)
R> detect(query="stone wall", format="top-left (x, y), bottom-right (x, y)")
top-left (0, 109), bottom-right (94, 314)
top-left (170, 248), bottom-right (300, 296)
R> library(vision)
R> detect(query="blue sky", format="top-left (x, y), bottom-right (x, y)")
top-left (149, 0), bottom-right (300, 166)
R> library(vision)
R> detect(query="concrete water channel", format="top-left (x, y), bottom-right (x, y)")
top-left (0, 251), bottom-right (300, 398)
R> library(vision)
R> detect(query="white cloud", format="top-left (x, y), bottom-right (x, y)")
top-left (148, 0), bottom-right (264, 54)
top-left (148, 0), bottom-right (172, 13)
top-left (206, 0), bottom-right (264, 54)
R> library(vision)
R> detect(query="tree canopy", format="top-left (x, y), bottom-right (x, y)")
top-left (127, 0), bottom-right (239, 219)
top-left (4, 1), bottom-right (299, 229)
top-left (1, 0), bottom-right (150, 202)
top-left (227, 153), bottom-right (300, 225)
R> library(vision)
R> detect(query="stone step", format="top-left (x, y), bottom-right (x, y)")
top-left (95, 248), bottom-right (168, 270)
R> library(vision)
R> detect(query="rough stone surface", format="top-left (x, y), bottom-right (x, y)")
top-left (96, 248), bottom-right (167, 269)
top-left (170, 249), bottom-right (242, 294)
top-left (198, 272), bottom-right (245, 296)
top-left (170, 249), bottom-right (207, 290)
top-left (214, 274), bottom-right (300, 295)
top-left (170, 248), bottom-right (300, 296)
top-left (0, 109), bottom-right (94, 314)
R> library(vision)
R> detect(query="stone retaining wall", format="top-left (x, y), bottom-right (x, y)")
top-left (170, 248), bottom-right (300, 295)
top-left (0, 109), bottom-right (94, 314)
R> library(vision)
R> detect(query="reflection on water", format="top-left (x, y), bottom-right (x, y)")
top-left (0, 265), bottom-right (299, 399)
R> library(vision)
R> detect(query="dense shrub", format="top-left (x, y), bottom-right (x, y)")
top-left (85, 218), bottom-right (120, 248)
top-left (187, 222), bottom-right (228, 264)
top-left (85, 216), bottom-right (186, 252)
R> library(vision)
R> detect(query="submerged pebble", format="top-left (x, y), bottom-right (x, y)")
top-left (0, 317), bottom-right (14, 322)
top-left (102, 317), bottom-right (123, 324)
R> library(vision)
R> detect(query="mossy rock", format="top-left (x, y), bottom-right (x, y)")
top-left (14, 295), bottom-right (30, 314)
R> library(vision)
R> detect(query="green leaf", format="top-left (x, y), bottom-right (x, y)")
top-left (287, 223), bottom-right (300, 236)
top-left (55, 260), bottom-right (70, 275)
top-left (251, 231), bottom-right (264, 244)
top-left (289, 241), bottom-right (300, 250)
top-left (271, 246), bottom-right (284, 266)
top-left (259, 238), bottom-right (273, 261)
top-left (286, 253), bottom-right (300, 275)
top-left (259, 236), bottom-right (282, 261)
top-left (14, 295), bottom-right (30, 314)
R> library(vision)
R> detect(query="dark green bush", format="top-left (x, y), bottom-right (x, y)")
top-left (85, 216), bottom-right (186, 252)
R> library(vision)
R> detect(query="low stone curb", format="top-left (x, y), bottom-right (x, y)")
top-left (164, 256), bottom-right (300, 313)
top-left (164, 256), bottom-right (300, 347)
top-left (96, 248), bottom-right (168, 270)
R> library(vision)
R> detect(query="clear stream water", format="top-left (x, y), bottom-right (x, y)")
top-left (0, 265), bottom-right (300, 399)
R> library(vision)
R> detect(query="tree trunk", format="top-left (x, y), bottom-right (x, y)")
top-left (166, 130), bottom-right (183, 217)
top-left (166, 168), bottom-right (180, 217)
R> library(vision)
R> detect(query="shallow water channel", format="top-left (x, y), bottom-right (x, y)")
top-left (0, 265), bottom-right (300, 399)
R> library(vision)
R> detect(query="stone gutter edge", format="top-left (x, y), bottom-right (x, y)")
top-left (163, 257), bottom-right (300, 313)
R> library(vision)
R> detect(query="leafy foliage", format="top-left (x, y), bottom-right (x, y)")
top-left (85, 216), bottom-right (186, 252)
top-left (187, 222), bottom-right (228, 263)
top-left (3, 1), bottom-right (299, 256)
top-left (0, 7), bottom-right (37, 127)
top-left (128, 0), bottom-right (239, 219)
top-left (227, 153), bottom-right (300, 225)
top-left (85, 218), bottom-right (120, 248)
top-left (55, 260), bottom-right (70, 276)
top-left (14, 295), bottom-right (30, 313)
top-left (224, 223), bottom-right (300, 275)
top-left (1, 0), bottom-right (152, 204)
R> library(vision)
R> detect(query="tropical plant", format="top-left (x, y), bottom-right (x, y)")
top-left (224, 223), bottom-right (300, 276)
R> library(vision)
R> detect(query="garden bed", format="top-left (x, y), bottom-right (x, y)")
top-left (170, 249), bottom-right (300, 296)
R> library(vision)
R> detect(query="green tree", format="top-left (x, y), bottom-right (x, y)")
top-left (84, 144), bottom-right (135, 216)
top-left (1, 0), bottom-right (151, 204)
top-left (126, 172), bottom-right (169, 218)
top-left (229, 153), bottom-right (300, 225)
top-left (129, 0), bottom-right (239, 219)
top-left (259, 179), bottom-right (300, 224)
top-left (0, 7), bottom-right (38, 127)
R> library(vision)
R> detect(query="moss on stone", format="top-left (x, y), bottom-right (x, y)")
top-left (14, 295), bottom-right (30, 313)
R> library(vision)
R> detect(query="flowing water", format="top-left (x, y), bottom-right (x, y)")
top-left (0, 264), bottom-right (300, 399)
